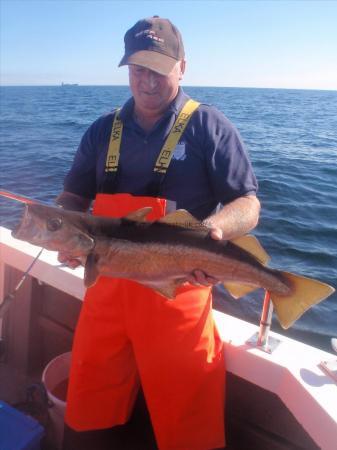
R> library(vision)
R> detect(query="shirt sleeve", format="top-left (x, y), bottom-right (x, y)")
top-left (203, 106), bottom-right (258, 204)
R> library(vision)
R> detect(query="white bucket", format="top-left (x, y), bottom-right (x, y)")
top-left (42, 352), bottom-right (71, 450)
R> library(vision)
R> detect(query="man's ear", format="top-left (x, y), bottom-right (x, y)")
top-left (179, 60), bottom-right (186, 80)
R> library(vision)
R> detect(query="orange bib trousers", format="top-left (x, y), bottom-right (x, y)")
top-left (65, 193), bottom-right (225, 450)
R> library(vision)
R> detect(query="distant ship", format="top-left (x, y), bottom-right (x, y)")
top-left (61, 82), bottom-right (79, 86)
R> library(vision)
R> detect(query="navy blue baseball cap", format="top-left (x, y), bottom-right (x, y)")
top-left (119, 16), bottom-right (185, 75)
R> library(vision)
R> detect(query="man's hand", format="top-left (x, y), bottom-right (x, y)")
top-left (186, 195), bottom-right (260, 287)
top-left (55, 191), bottom-right (92, 212)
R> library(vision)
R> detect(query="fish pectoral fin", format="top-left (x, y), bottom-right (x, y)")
top-left (159, 209), bottom-right (205, 229)
top-left (84, 253), bottom-right (100, 288)
top-left (230, 235), bottom-right (270, 265)
top-left (271, 271), bottom-right (335, 329)
top-left (223, 282), bottom-right (259, 299)
top-left (142, 280), bottom-right (182, 300)
top-left (124, 207), bottom-right (153, 222)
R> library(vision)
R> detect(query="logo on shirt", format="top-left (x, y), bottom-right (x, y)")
top-left (172, 142), bottom-right (186, 161)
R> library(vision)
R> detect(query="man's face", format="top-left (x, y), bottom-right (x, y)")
top-left (128, 61), bottom-right (185, 115)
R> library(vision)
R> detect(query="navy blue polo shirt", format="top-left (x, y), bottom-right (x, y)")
top-left (64, 88), bottom-right (257, 220)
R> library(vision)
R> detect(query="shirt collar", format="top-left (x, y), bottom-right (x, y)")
top-left (119, 87), bottom-right (190, 122)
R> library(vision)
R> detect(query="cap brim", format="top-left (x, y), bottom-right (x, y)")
top-left (118, 50), bottom-right (178, 76)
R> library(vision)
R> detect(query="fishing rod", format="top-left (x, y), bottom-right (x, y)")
top-left (0, 190), bottom-right (48, 319)
top-left (0, 188), bottom-right (63, 321)
top-left (0, 189), bottom-right (46, 205)
top-left (0, 247), bottom-right (44, 358)
top-left (0, 190), bottom-right (46, 358)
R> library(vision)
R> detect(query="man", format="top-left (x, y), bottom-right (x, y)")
top-left (58, 16), bottom-right (260, 450)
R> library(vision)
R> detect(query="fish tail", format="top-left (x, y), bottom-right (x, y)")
top-left (270, 271), bottom-right (335, 329)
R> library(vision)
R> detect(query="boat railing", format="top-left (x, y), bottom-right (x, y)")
top-left (246, 290), bottom-right (281, 353)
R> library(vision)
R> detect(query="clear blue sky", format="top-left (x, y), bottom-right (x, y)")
top-left (1, 0), bottom-right (337, 90)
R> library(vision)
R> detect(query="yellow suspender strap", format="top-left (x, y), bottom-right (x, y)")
top-left (105, 99), bottom-right (200, 174)
top-left (153, 99), bottom-right (200, 173)
top-left (105, 108), bottom-right (123, 172)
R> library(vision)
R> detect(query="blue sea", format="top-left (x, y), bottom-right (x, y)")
top-left (0, 86), bottom-right (336, 351)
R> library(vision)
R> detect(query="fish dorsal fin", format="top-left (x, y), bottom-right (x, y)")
top-left (231, 235), bottom-right (270, 265)
top-left (124, 207), bottom-right (153, 222)
top-left (159, 209), bottom-right (203, 229)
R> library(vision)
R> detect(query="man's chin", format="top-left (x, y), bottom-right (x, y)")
top-left (140, 97), bottom-right (162, 109)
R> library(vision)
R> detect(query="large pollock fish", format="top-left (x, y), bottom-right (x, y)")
top-left (1, 190), bottom-right (334, 329)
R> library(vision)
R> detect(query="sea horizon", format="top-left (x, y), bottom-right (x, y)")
top-left (1, 84), bottom-right (336, 93)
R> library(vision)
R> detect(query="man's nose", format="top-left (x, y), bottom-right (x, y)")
top-left (144, 71), bottom-right (159, 89)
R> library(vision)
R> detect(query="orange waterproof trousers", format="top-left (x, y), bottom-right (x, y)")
top-left (65, 193), bottom-right (225, 450)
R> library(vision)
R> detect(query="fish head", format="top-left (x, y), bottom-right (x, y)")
top-left (12, 204), bottom-right (95, 257)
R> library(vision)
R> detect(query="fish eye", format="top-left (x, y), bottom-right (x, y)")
top-left (46, 217), bottom-right (62, 232)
